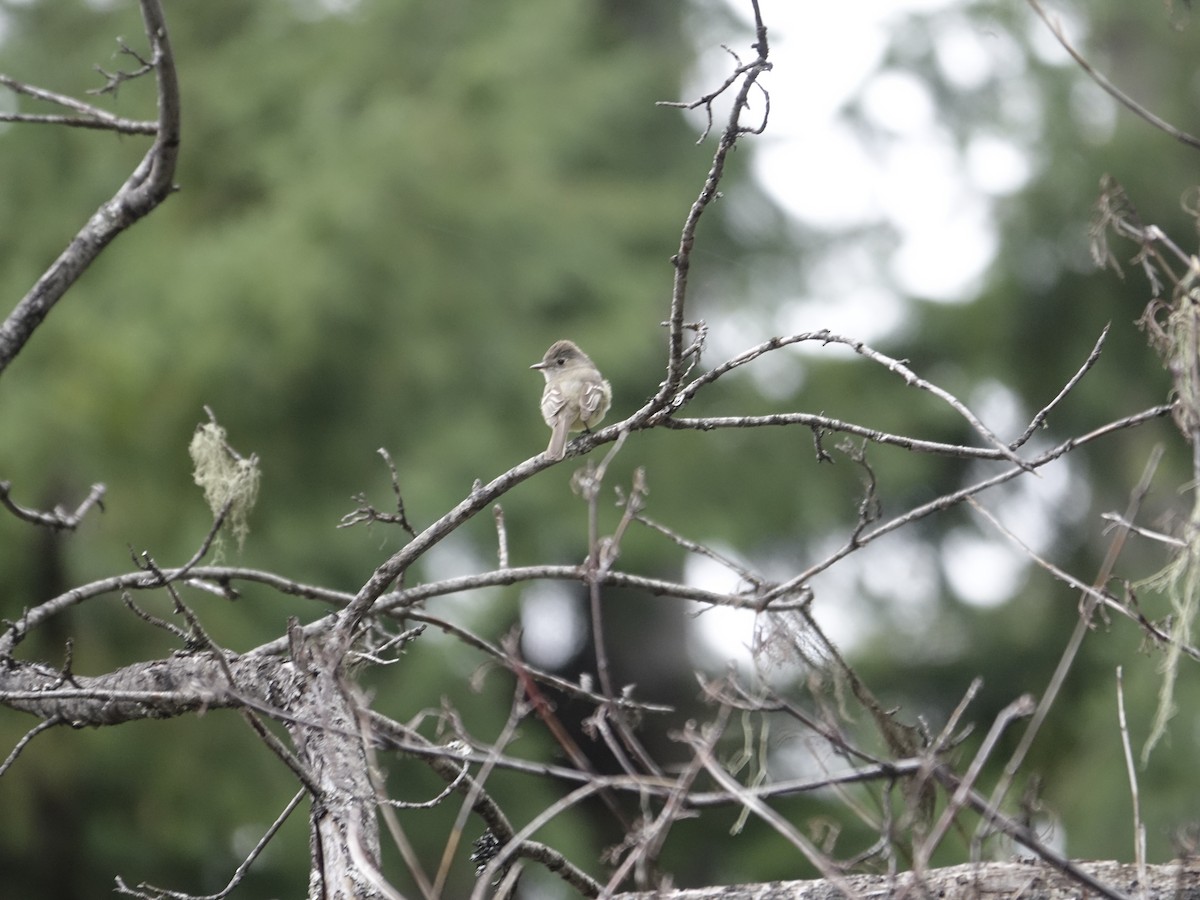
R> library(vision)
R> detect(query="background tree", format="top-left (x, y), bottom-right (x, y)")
top-left (1, 0), bottom-right (1198, 898)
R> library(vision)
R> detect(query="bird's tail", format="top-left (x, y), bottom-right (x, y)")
top-left (546, 414), bottom-right (571, 460)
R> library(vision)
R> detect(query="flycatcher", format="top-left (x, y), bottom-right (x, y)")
top-left (531, 340), bottom-right (612, 460)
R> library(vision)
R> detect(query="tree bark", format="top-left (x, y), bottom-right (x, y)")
top-left (614, 859), bottom-right (1200, 900)
top-left (286, 623), bottom-right (384, 900)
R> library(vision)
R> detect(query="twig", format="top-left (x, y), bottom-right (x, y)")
top-left (657, 47), bottom-right (764, 144)
top-left (840, 439), bottom-right (882, 544)
top-left (915, 695), bottom-right (1036, 870)
top-left (0, 74), bottom-right (156, 134)
top-left (967, 497), bottom-right (1198, 657)
top-left (0, 715), bottom-right (62, 777)
top-left (974, 445), bottom-right (1162, 850)
top-left (1011, 324), bottom-right (1110, 447)
top-left (114, 790), bottom-right (306, 900)
top-left (755, 405), bottom-right (1170, 607)
top-left (162, 499), bottom-right (234, 583)
top-left (667, 330), bottom-right (1030, 467)
top-left (142, 557), bottom-right (321, 799)
top-left (682, 718), bottom-right (865, 897)
top-left (493, 504), bottom-right (509, 568)
top-left (898, 677), bottom-right (984, 854)
top-left (346, 817), bottom-right (406, 900)
top-left (122, 592), bottom-right (191, 644)
top-left (1100, 513), bottom-right (1187, 549)
top-left (575, 433), bottom-right (630, 701)
top-left (357, 701), bottom-right (438, 900)
top-left (928, 678), bottom-right (982, 758)
top-left (936, 770), bottom-right (1136, 900)
top-left (91, 36), bottom-right (156, 97)
top-left (467, 783), bottom-right (606, 900)
top-left (384, 565), bottom-right (792, 615)
top-left (596, 467), bottom-right (646, 576)
top-left (506, 635), bottom-right (634, 830)
top-left (602, 712), bottom-right (715, 894)
top-left (668, 412), bottom-right (1025, 458)
top-left (1116, 667), bottom-right (1148, 900)
top-left (336, 450), bottom-right (563, 642)
top-left (575, 443), bottom-right (664, 798)
top-left (376, 722), bottom-right (924, 805)
top-left (338, 448), bottom-right (417, 536)
top-left (656, 0), bottom-right (772, 408)
top-left (1027, 0), bottom-right (1200, 150)
top-left (634, 512), bottom-right (765, 588)
top-left (0, 110), bottom-right (156, 132)
top-left (0, 480), bottom-right (106, 530)
top-left (0, 0), bottom-right (181, 376)
top-left (433, 682), bottom-right (529, 898)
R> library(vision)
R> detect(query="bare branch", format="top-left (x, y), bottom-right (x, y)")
top-left (0, 653), bottom-right (256, 724)
top-left (664, 330), bottom-right (1032, 467)
top-left (492, 504), bottom-right (509, 568)
top-left (0, 715), bottom-right (62, 777)
top-left (338, 448), bottom-right (417, 536)
top-left (358, 712), bottom-right (438, 900)
top-left (381, 722), bottom-right (603, 898)
top-left (0, 480), bottom-right (106, 530)
top-left (433, 683), bottom-right (528, 897)
top-left (0, 0), bottom-right (181, 376)
top-left (681, 716), bottom-right (866, 896)
top-left (974, 445), bottom-right (1163, 849)
top-left (654, 0), bottom-right (772, 410)
top-left (1028, 0), bottom-right (1200, 150)
top-left (0, 73), bottom-right (157, 133)
top-left (1011, 324), bottom-right (1110, 447)
top-left (934, 771), bottom-right (1138, 900)
top-left (973, 498), bottom-right (1200, 662)
top-left (114, 790), bottom-right (305, 900)
top-left (1100, 512), bottom-right (1187, 549)
top-left (601, 712), bottom-right (714, 894)
top-left (756, 405), bottom-right (1171, 607)
top-left (1116, 667), bottom-right (1148, 900)
top-left (915, 694), bottom-right (1036, 870)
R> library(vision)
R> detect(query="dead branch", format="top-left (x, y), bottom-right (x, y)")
top-left (0, 480), bottom-right (106, 530)
top-left (612, 860), bottom-right (1199, 900)
top-left (0, 73), bottom-right (157, 134)
top-left (0, 0), bottom-right (181, 376)
top-left (1027, 0), bottom-right (1200, 151)
top-left (655, 0), bottom-right (771, 406)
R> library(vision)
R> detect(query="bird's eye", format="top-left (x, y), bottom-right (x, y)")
top-left (556, 357), bottom-right (565, 365)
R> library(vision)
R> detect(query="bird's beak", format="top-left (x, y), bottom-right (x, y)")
top-left (530, 362), bottom-right (545, 370)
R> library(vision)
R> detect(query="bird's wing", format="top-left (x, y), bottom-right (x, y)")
top-left (579, 380), bottom-right (607, 422)
top-left (540, 384), bottom-right (569, 424)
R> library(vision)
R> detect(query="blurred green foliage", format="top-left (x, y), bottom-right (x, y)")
top-left (0, 0), bottom-right (1198, 896)
top-left (0, 0), bottom-right (717, 894)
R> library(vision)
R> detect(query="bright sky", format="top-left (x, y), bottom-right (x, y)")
top-left (682, 0), bottom-right (1095, 666)
top-left (703, 0), bottom-right (1047, 308)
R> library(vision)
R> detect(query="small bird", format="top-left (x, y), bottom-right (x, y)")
top-left (531, 340), bottom-right (612, 460)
